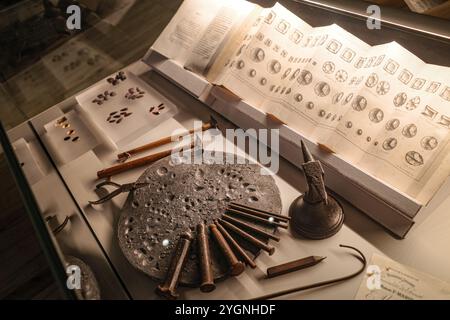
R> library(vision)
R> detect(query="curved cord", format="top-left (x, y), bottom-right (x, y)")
top-left (251, 244), bottom-right (367, 300)
top-left (53, 216), bottom-right (70, 235)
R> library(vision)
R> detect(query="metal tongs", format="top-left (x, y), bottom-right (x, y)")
top-left (89, 181), bottom-right (149, 205)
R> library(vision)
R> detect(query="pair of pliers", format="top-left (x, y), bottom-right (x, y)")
top-left (89, 181), bottom-right (149, 205)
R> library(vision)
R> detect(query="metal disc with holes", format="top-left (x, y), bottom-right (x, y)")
top-left (117, 152), bottom-right (282, 287)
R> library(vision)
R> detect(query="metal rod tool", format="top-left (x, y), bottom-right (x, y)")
top-left (226, 208), bottom-right (288, 229)
top-left (196, 223), bottom-right (216, 292)
top-left (218, 219), bottom-right (275, 255)
top-left (230, 202), bottom-right (290, 221)
top-left (216, 221), bottom-right (257, 269)
top-left (155, 231), bottom-right (193, 300)
top-left (222, 214), bottom-right (280, 242)
top-left (209, 223), bottom-right (245, 276)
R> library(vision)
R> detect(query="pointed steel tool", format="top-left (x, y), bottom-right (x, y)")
top-left (289, 140), bottom-right (344, 239)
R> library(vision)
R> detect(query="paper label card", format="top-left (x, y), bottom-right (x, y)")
top-left (355, 253), bottom-right (450, 300)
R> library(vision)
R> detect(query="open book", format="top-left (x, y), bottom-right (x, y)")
top-left (152, 0), bottom-right (450, 205)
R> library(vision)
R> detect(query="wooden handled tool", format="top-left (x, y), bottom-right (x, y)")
top-left (97, 141), bottom-right (195, 179)
top-left (98, 148), bottom-right (173, 179)
top-left (117, 136), bottom-right (175, 162)
top-left (117, 116), bottom-right (218, 162)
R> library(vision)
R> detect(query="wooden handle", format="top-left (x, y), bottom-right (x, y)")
top-left (117, 123), bottom-right (212, 161)
top-left (117, 136), bottom-right (174, 160)
top-left (98, 149), bottom-right (173, 179)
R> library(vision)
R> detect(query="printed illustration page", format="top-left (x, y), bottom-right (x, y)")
top-left (416, 138), bottom-right (450, 204)
top-left (184, 0), bottom-right (258, 75)
top-left (257, 25), bottom-right (329, 136)
top-left (216, 3), bottom-right (315, 131)
top-left (355, 253), bottom-right (450, 300)
top-left (152, 0), bottom-right (450, 203)
top-left (151, 0), bottom-right (256, 75)
top-left (358, 63), bottom-right (450, 204)
top-left (255, 22), bottom-right (323, 135)
top-left (206, 6), bottom-right (266, 84)
top-left (258, 23), bottom-right (372, 138)
top-left (324, 42), bottom-right (426, 166)
top-left (311, 62), bottom-right (378, 153)
top-left (300, 24), bottom-right (372, 144)
top-left (414, 70), bottom-right (450, 204)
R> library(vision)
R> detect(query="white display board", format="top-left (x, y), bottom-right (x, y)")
top-left (12, 138), bottom-right (45, 185)
top-left (76, 71), bottom-right (177, 148)
top-left (43, 110), bottom-right (99, 165)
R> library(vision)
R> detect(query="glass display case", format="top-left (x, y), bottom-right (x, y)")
top-left (1, 0), bottom-right (449, 300)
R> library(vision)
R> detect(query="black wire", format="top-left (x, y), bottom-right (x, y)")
top-left (251, 244), bottom-right (367, 300)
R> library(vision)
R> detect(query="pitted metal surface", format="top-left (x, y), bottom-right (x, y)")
top-left (117, 152), bottom-right (281, 287)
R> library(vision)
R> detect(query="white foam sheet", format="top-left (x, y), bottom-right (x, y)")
top-left (12, 138), bottom-right (45, 185)
top-left (43, 110), bottom-right (99, 165)
top-left (76, 71), bottom-right (177, 148)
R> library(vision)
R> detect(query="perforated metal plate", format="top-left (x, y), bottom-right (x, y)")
top-left (117, 152), bottom-right (281, 287)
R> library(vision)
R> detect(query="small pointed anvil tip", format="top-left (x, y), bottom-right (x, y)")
top-left (195, 134), bottom-right (202, 145)
top-left (301, 140), bottom-right (314, 163)
top-left (210, 115), bottom-right (219, 129)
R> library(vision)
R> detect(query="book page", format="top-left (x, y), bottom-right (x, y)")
top-left (216, 3), bottom-right (314, 125)
top-left (258, 25), bottom-right (329, 136)
top-left (151, 0), bottom-right (450, 204)
top-left (298, 24), bottom-right (372, 143)
top-left (313, 45), bottom-right (386, 154)
top-left (356, 64), bottom-right (450, 203)
top-left (151, 0), bottom-right (256, 75)
top-left (324, 42), bottom-right (426, 164)
top-left (325, 44), bottom-right (450, 204)
top-left (215, 11), bottom-right (374, 140)
top-left (256, 24), bottom-right (372, 137)
top-left (206, 6), bottom-right (266, 83)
